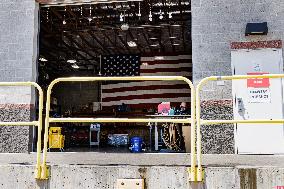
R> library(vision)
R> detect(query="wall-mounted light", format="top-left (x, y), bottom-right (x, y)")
top-left (245, 22), bottom-right (268, 36)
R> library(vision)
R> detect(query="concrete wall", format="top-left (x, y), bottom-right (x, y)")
top-left (0, 0), bottom-right (39, 152)
top-left (191, 0), bottom-right (284, 154)
top-left (192, 0), bottom-right (284, 92)
top-left (0, 165), bottom-right (284, 189)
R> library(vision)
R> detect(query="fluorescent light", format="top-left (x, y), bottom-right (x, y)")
top-left (173, 43), bottom-right (180, 46)
top-left (71, 64), bottom-right (80, 69)
top-left (39, 57), bottom-right (48, 62)
top-left (149, 37), bottom-right (158, 40)
top-left (67, 59), bottom-right (77, 64)
top-left (171, 24), bottom-right (181, 27)
top-left (154, 56), bottom-right (164, 60)
top-left (169, 36), bottom-right (176, 39)
top-left (127, 41), bottom-right (137, 47)
top-left (150, 44), bottom-right (159, 47)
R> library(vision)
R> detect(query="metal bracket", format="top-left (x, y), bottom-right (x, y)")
top-left (188, 167), bottom-right (205, 182)
top-left (34, 166), bottom-right (41, 179)
top-left (40, 165), bottom-right (50, 180)
top-left (117, 179), bottom-right (144, 189)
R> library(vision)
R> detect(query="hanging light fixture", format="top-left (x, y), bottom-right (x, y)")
top-left (120, 10), bottom-right (129, 31)
top-left (159, 9), bottom-right (163, 20)
top-left (137, 2), bottom-right (141, 17)
top-left (88, 5), bottom-right (93, 22)
top-left (46, 7), bottom-right (49, 22)
top-left (80, 6), bottom-right (83, 23)
top-left (149, 6), bottom-right (153, 22)
top-left (63, 7), bottom-right (67, 25)
top-left (120, 13), bottom-right (123, 22)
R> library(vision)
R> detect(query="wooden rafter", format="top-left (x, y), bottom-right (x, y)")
top-left (99, 29), bottom-right (121, 54)
top-left (87, 31), bottom-right (111, 54)
top-left (142, 29), bottom-right (153, 52)
top-left (77, 33), bottom-right (103, 55)
top-left (64, 34), bottom-right (98, 60)
top-left (116, 29), bottom-right (131, 53)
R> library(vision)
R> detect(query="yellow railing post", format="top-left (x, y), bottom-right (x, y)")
top-left (0, 82), bottom-right (43, 179)
top-left (195, 74), bottom-right (284, 182)
top-left (41, 76), bottom-right (195, 180)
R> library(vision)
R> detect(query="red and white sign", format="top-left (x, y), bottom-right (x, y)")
top-left (247, 72), bottom-right (270, 88)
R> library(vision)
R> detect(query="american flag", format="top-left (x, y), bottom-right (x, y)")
top-left (101, 55), bottom-right (140, 76)
top-left (101, 54), bottom-right (192, 110)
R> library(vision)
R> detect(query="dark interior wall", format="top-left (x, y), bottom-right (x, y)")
top-left (53, 82), bottom-right (99, 114)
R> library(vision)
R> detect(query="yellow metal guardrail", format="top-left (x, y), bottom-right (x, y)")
top-left (41, 76), bottom-right (196, 180)
top-left (195, 74), bottom-right (284, 182)
top-left (0, 82), bottom-right (43, 179)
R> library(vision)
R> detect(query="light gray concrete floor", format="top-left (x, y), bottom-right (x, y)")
top-left (1, 153), bottom-right (284, 167)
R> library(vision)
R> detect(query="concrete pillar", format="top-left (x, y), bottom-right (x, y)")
top-left (0, 0), bottom-right (39, 152)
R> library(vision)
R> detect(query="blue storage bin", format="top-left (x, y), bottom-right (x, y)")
top-left (130, 137), bottom-right (143, 153)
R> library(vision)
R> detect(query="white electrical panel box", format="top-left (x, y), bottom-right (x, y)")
top-left (231, 48), bottom-right (284, 154)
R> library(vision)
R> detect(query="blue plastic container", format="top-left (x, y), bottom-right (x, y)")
top-left (130, 137), bottom-right (143, 153)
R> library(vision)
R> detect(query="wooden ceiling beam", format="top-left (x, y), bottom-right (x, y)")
top-left (128, 29), bottom-right (143, 53)
top-left (115, 30), bottom-right (131, 53)
top-left (181, 24), bottom-right (186, 52)
top-left (66, 6), bottom-right (78, 26)
top-left (100, 29), bottom-right (121, 54)
top-left (167, 26), bottom-right (176, 53)
top-left (60, 37), bottom-right (93, 65)
top-left (64, 34), bottom-right (98, 60)
top-left (158, 29), bottom-right (165, 52)
top-left (87, 31), bottom-right (111, 54)
top-left (77, 33), bottom-right (103, 55)
top-left (50, 7), bottom-right (64, 20)
top-left (142, 29), bottom-right (153, 52)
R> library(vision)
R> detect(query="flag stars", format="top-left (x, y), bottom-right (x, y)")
top-left (101, 55), bottom-right (140, 76)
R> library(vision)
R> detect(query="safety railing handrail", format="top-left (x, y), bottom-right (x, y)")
top-left (0, 82), bottom-right (43, 179)
top-left (41, 76), bottom-right (195, 180)
top-left (195, 74), bottom-right (284, 182)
